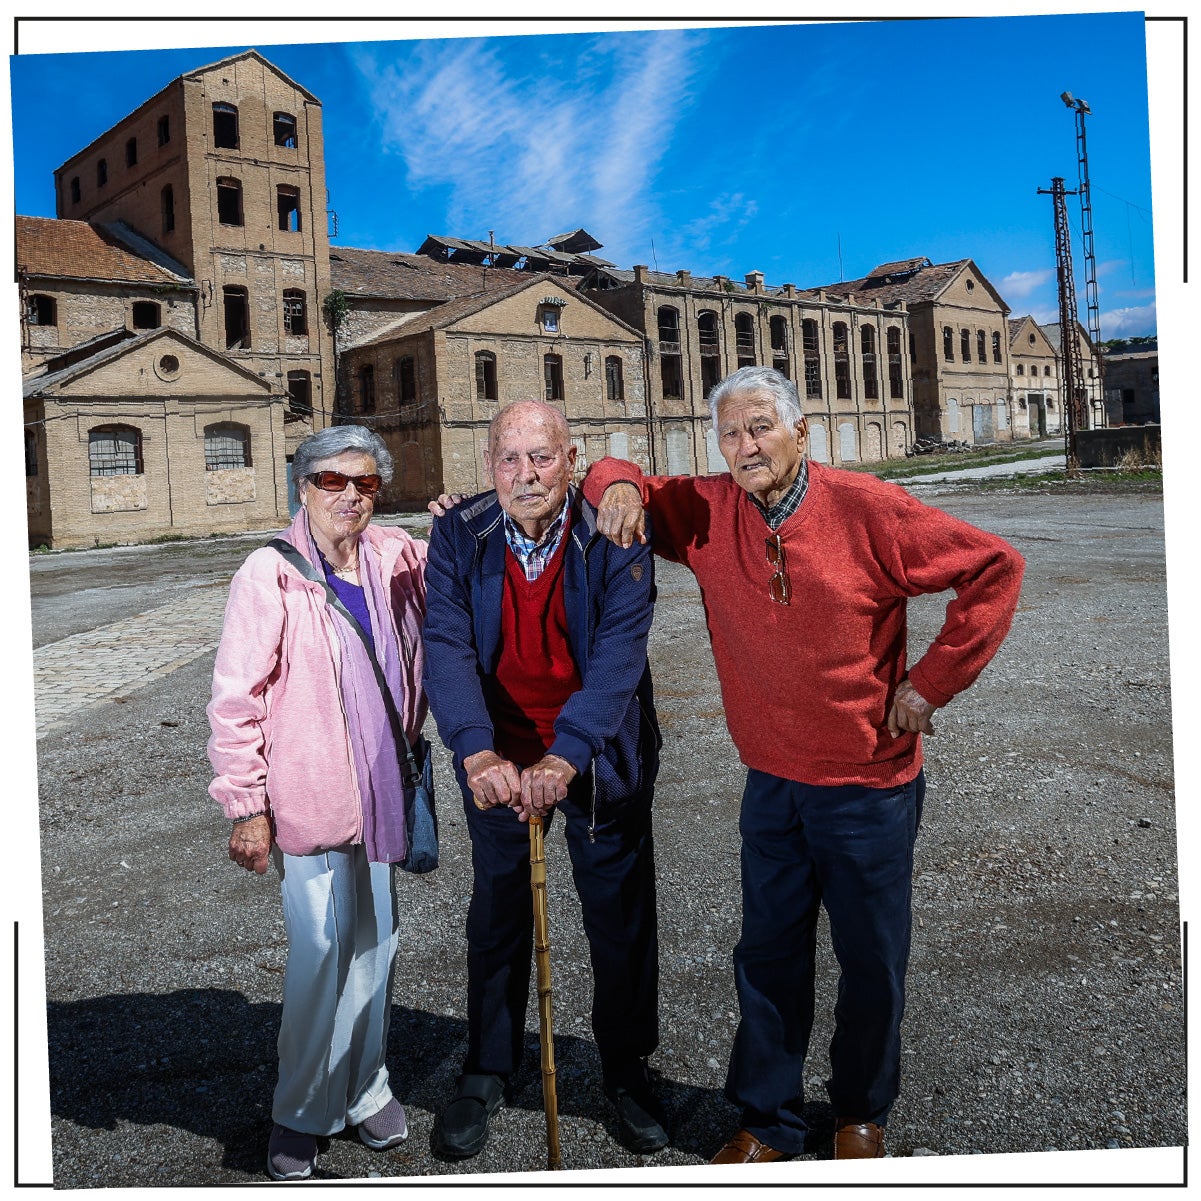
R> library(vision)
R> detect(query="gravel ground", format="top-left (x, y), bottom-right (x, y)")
top-left (33, 485), bottom-right (1185, 1186)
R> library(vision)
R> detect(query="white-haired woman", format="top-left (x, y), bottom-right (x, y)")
top-left (207, 425), bottom-right (428, 1180)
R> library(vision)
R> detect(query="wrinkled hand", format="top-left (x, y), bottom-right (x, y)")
top-left (464, 749), bottom-right (523, 811)
top-left (596, 482), bottom-right (647, 549)
top-left (887, 678), bottom-right (939, 738)
top-left (428, 492), bottom-right (465, 518)
top-left (518, 755), bottom-right (577, 822)
top-left (229, 815), bottom-right (272, 874)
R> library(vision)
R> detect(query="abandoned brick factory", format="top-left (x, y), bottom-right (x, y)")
top-left (19, 49), bottom-right (1138, 549)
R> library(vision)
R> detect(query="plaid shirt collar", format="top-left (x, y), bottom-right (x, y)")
top-left (749, 458), bottom-right (810, 530)
top-left (502, 497), bottom-right (570, 581)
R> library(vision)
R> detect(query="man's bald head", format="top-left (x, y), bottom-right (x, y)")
top-left (488, 401), bottom-right (571, 458)
top-left (485, 400), bottom-right (577, 540)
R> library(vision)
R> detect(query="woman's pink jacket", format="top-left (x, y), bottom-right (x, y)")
top-left (207, 520), bottom-right (428, 856)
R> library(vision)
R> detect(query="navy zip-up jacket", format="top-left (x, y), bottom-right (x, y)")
top-left (422, 486), bottom-right (661, 808)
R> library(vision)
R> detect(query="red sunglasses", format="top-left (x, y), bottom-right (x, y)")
top-left (306, 471), bottom-right (383, 497)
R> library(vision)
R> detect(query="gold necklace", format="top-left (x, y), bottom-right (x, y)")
top-left (331, 554), bottom-right (359, 579)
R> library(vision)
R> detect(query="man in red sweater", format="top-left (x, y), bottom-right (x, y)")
top-left (584, 365), bottom-right (1024, 1163)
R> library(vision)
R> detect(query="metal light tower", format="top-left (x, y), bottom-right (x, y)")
top-left (1062, 91), bottom-right (1103, 414)
top-left (1038, 177), bottom-right (1088, 471)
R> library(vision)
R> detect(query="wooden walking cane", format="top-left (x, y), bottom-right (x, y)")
top-left (529, 815), bottom-right (562, 1169)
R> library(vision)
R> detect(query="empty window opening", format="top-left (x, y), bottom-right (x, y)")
top-left (735, 312), bottom-right (755, 368)
top-left (25, 431), bottom-right (37, 478)
top-left (861, 325), bottom-right (878, 399)
top-left (126, 137), bottom-right (138, 168)
top-left (69, 176), bottom-right (81, 204)
top-left (286, 370), bottom-right (312, 415)
top-left (833, 322), bottom-right (851, 400)
top-left (213, 102), bottom-right (239, 150)
top-left (802, 318), bottom-right (822, 400)
top-left (605, 355), bottom-right (625, 401)
top-left (157, 115), bottom-right (170, 146)
top-left (277, 186), bottom-right (302, 233)
top-left (660, 354), bottom-right (684, 399)
top-left (976, 330), bottom-right (986, 363)
top-left (89, 425), bottom-right (143, 476)
top-left (217, 177), bottom-right (243, 226)
top-left (282, 290), bottom-right (308, 336)
top-left (475, 351), bottom-right (498, 401)
top-left (544, 354), bottom-right (564, 402)
top-left (359, 364), bottom-right (376, 413)
top-left (205, 423), bottom-right (251, 470)
top-left (770, 315), bottom-right (788, 353)
top-left (27, 294), bottom-right (57, 326)
top-left (887, 326), bottom-right (903, 399)
top-left (1016, 364), bottom-right (1025, 376)
top-left (396, 356), bottom-right (417, 403)
top-left (943, 326), bottom-right (954, 362)
top-left (992, 331), bottom-right (1002, 363)
top-left (274, 112), bottom-right (298, 148)
top-left (96, 158), bottom-right (108, 188)
top-left (657, 306), bottom-right (681, 352)
top-left (132, 301), bottom-right (161, 330)
top-left (960, 328), bottom-right (971, 362)
top-left (223, 286), bottom-right (250, 349)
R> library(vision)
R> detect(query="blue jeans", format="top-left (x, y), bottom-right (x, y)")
top-left (725, 768), bottom-right (925, 1153)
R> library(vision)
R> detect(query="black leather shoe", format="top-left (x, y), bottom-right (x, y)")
top-left (433, 1073), bottom-right (505, 1159)
top-left (604, 1062), bottom-right (668, 1153)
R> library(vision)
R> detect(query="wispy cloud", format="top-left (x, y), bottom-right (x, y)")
top-left (674, 193), bottom-right (760, 260)
top-left (999, 268), bottom-right (1055, 300)
top-left (353, 31), bottom-right (706, 260)
top-left (1100, 303), bottom-right (1157, 340)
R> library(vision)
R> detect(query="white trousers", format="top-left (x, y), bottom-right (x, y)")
top-left (272, 844), bottom-right (399, 1135)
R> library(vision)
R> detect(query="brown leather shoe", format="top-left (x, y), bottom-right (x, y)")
top-left (833, 1118), bottom-right (885, 1159)
top-left (710, 1129), bottom-right (788, 1164)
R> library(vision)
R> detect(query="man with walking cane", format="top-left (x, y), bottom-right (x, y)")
top-left (422, 400), bottom-right (666, 1162)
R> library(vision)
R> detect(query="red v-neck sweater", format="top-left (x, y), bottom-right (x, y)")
top-left (584, 458), bottom-right (1024, 788)
top-left (488, 535), bottom-right (582, 768)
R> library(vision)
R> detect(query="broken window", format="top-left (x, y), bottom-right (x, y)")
top-left (657, 306), bottom-right (681, 351)
top-left (735, 312), bottom-right (756, 368)
top-left (157, 114), bottom-right (170, 146)
top-left (660, 355), bottom-right (684, 399)
top-left (223, 286), bottom-right (250, 349)
top-left (204, 423), bottom-right (251, 470)
top-left (132, 301), bottom-right (161, 330)
top-left (976, 330), bottom-right (986, 363)
top-left (396, 356), bottom-right (417, 403)
top-left (274, 111), bottom-right (298, 148)
top-left (126, 137), bottom-right (138, 168)
top-left (943, 326), bottom-right (954, 361)
top-left (698, 311), bottom-right (721, 395)
top-left (89, 425), bottom-right (143, 476)
top-left (161, 184), bottom-right (175, 234)
top-left (277, 186), bottom-right (301, 233)
top-left (770, 315), bottom-right (788, 353)
top-left (861, 325), bottom-right (878, 399)
top-left (213, 102), bottom-right (239, 150)
top-left (359, 364), bottom-right (376, 413)
top-left (475, 351), bottom-right (498, 401)
top-left (69, 176), bottom-right (80, 204)
top-left (27, 294), bottom-right (57, 326)
top-left (605, 355), bottom-right (624, 401)
top-left (960, 328), bottom-right (971, 362)
top-left (96, 158), bottom-right (108, 188)
top-left (282, 290), bottom-right (308, 336)
top-left (887, 326), bottom-right (903, 399)
top-left (25, 431), bottom-right (37, 478)
top-left (833, 322), bottom-right (851, 400)
top-left (1016, 364), bottom-right (1025, 376)
top-left (544, 354), bottom-right (564, 402)
top-left (992, 331), bottom-right (1002, 363)
top-left (217, 177), bottom-right (243, 227)
top-left (286, 370), bottom-right (312, 415)
top-left (802, 318), bottom-right (822, 400)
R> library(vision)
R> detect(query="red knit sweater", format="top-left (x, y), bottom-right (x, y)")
top-left (583, 458), bottom-right (1024, 788)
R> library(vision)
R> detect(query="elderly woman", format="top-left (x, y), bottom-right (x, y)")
top-left (207, 425), bottom-right (428, 1181)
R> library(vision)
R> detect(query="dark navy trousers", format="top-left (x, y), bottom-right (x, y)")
top-left (726, 767), bottom-right (925, 1153)
top-left (460, 779), bottom-right (659, 1084)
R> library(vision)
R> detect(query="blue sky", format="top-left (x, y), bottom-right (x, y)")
top-left (9, 14), bottom-right (1157, 339)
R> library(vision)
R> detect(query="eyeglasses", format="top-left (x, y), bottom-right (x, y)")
top-left (307, 471), bottom-right (383, 497)
top-left (765, 534), bottom-right (792, 605)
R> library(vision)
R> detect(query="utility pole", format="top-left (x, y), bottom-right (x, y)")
top-left (1038, 177), bottom-right (1088, 471)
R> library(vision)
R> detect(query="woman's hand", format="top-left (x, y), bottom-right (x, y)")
top-left (229, 815), bottom-right (273, 874)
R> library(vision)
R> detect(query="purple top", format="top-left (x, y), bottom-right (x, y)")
top-left (320, 553), bottom-right (376, 658)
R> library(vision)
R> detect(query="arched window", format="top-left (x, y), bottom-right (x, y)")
top-left (395, 356), bottom-right (417, 403)
top-left (657, 306), bottom-right (680, 348)
top-left (801, 318), bottom-right (822, 399)
top-left (861, 325), bottom-right (878, 399)
top-left (698, 311), bottom-right (722, 394)
top-left (735, 312), bottom-right (755, 367)
top-left (132, 301), bottom-right (161, 330)
top-left (475, 351), bottom-right (498, 401)
top-left (544, 354), bottom-right (564, 402)
top-left (204, 423), bottom-right (251, 470)
top-left (943, 326), bottom-right (954, 362)
top-left (27, 294), bottom-right (57, 326)
top-left (833, 322), bottom-right (851, 399)
top-left (976, 330), bottom-right (986, 363)
top-left (89, 425), bottom-right (143, 476)
top-left (1016, 364), bottom-right (1025, 376)
top-left (282, 290), bottom-right (308, 336)
top-left (359, 364), bottom-right (376, 414)
top-left (992, 331), bottom-right (1002, 363)
top-left (274, 112), bottom-right (298, 148)
top-left (96, 158), bottom-right (108, 188)
top-left (157, 115), bottom-right (171, 146)
top-left (161, 184), bottom-right (175, 234)
top-left (1045, 365), bottom-right (1053, 376)
top-left (69, 176), bottom-right (81, 204)
top-left (770, 315), bottom-right (788, 353)
top-left (216, 177), bottom-right (243, 227)
top-left (605, 355), bottom-right (625, 401)
top-left (213, 102), bottom-right (239, 149)
top-left (887, 326), bottom-right (903, 399)
top-left (960, 328), bottom-right (971, 362)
